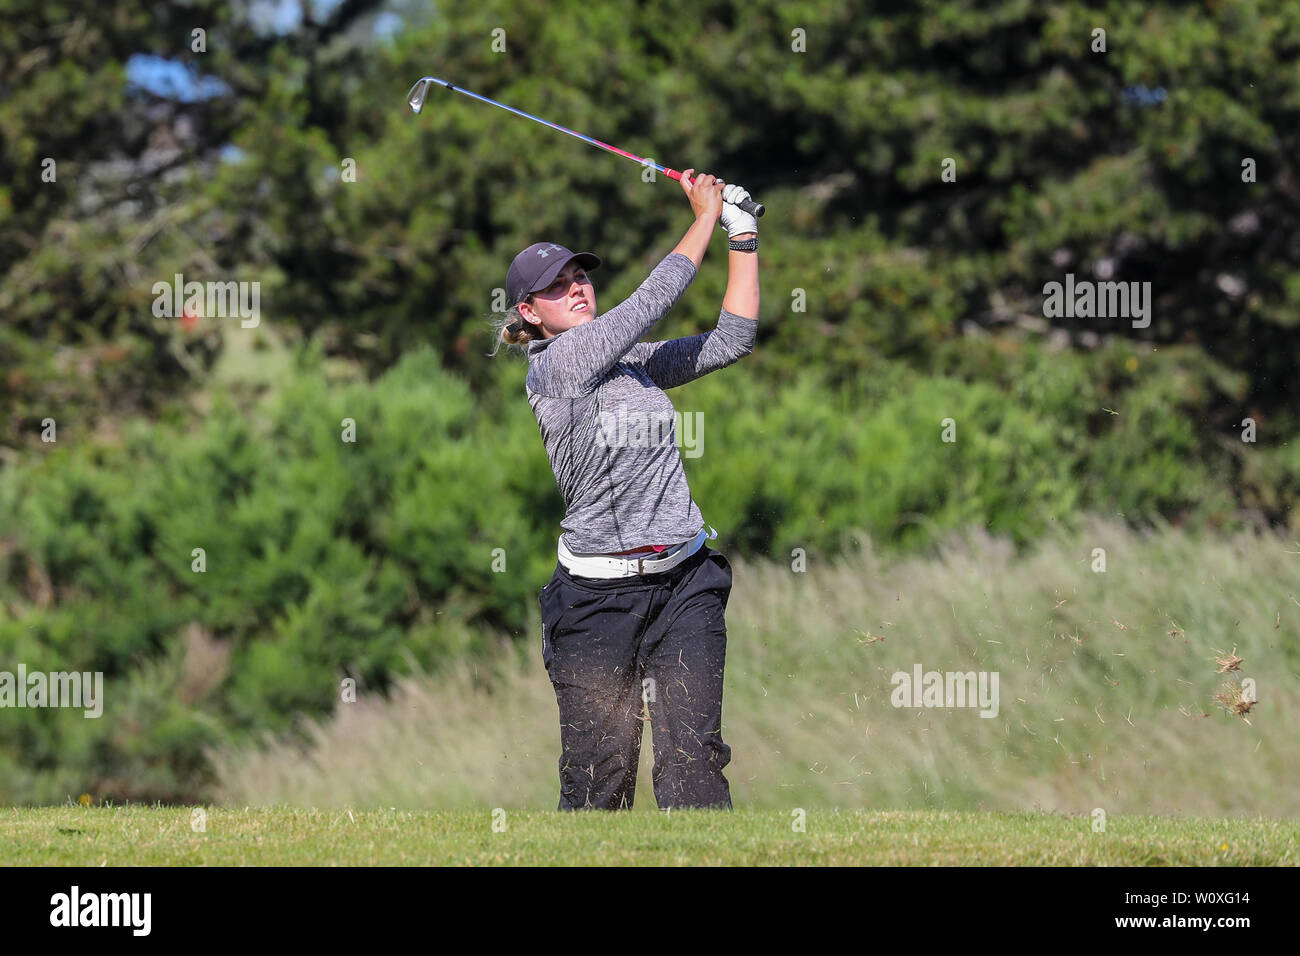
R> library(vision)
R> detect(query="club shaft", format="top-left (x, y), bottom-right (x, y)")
top-left (407, 76), bottom-right (764, 217)
top-left (411, 76), bottom-right (671, 173)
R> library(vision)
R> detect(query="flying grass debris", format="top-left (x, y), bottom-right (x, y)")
top-left (1206, 648), bottom-right (1255, 724)
top-left (1214, 648), bottom-right (1244, 673)
top-left (1213, 679), bottom-right (1256, 725)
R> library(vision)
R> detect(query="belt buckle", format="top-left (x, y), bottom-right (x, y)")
top-left (635, 555), bottom-right (645, 576)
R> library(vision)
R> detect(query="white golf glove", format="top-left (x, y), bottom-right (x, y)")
top-left (718, 183), bottom-right (758, 238)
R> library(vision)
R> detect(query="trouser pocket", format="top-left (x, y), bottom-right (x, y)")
top-left (538, 573), bottom-right (561, 673)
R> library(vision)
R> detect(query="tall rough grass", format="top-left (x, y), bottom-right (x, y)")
top-left (212, 519), bottom-right (1300, 816)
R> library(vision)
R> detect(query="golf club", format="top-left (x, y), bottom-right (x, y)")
top-left (406, 75), bottom-right (765, 218)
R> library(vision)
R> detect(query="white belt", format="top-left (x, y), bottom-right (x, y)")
top-left (558, 526), bottom-right (717, 579)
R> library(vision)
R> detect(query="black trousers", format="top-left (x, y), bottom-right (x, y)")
top-left (537, 545), bottom-right (734, 811)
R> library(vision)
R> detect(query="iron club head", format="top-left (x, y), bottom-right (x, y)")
top-left (406, 77), bottom-right (435, 113)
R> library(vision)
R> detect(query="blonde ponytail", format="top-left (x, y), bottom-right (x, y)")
top-left (486, 295), bottom-right (539, 357)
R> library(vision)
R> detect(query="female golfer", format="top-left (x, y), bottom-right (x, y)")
top-left (490, 172), bottom-right (760, 810)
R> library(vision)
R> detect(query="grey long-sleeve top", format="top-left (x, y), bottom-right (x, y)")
top-left (525, 251), bottom-right (758, 554)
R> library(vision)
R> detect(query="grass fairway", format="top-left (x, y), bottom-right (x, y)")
top-left (4, 807), bottom-right (1296, 866)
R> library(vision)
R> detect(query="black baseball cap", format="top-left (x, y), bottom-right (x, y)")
top-left (507, 242), bottom-right (601, 307)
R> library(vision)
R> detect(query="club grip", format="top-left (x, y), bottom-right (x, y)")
top-left (672, 170), bottom-right (766, 217)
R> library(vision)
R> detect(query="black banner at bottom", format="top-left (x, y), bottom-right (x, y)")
top-left (0, 865), bottom-right (1289, 942)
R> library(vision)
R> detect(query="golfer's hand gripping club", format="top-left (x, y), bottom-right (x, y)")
top-left (679, 172), bottom-right (758, 238)
top-left (679, 169), bottom-right (725, 222)
top-left (719, 183), bottom-right (759, 237)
